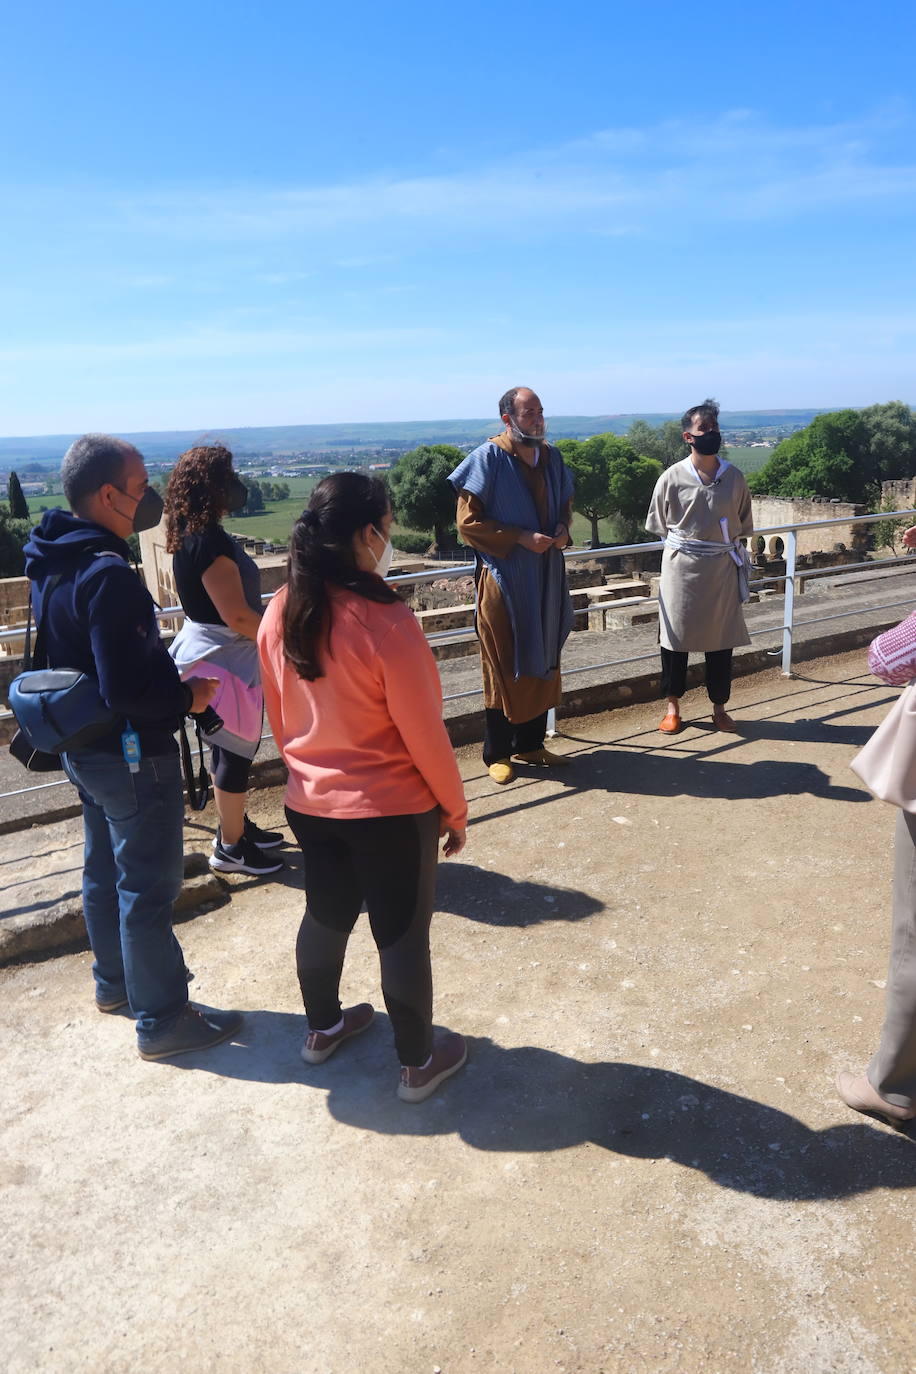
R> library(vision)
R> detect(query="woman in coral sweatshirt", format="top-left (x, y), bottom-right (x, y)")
top-left (258, 472), bottom-right (468, 1103)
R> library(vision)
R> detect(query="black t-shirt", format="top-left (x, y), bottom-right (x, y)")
top-left (173, 525), bottom-right (252, 625)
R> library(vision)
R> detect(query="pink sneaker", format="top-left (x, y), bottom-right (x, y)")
top-left (398, 1032), bottom-right (467, 1103)
top-left (300, 1003), bottom-right (375, 1065)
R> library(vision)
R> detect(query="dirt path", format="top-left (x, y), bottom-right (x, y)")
top-left (2, 651), bottom-right (914, 1373)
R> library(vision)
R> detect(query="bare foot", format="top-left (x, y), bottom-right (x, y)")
top-left (712, 709), bottom-right (738, 732)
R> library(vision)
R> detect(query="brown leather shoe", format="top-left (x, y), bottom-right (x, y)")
top-left (836, 1070), bottom-right (916, 1125)
top-left (658, 712), bottom-right (682, 734)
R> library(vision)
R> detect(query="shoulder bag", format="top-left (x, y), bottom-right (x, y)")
top-left (8, 575), bottom-right (119, 771)
top-left (850, 682), bottom-right (916, 812)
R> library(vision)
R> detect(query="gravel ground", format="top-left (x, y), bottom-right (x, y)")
top-left (2, 649), bottom-right (915, 1373)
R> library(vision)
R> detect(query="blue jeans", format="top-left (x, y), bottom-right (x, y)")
top-left (62, 748), bottom-right (189, 1042)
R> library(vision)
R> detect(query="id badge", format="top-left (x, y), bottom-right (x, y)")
top-left (121, 728), bottom-right (142, 774)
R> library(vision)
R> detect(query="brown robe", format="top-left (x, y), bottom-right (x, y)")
top-left (456, 434), bottom-right (572, 724)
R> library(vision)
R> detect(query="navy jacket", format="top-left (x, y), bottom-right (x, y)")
top-left (23, 509), bottom-right (191, 756)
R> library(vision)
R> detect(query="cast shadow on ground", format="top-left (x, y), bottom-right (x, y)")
top-left (434, 863), bottom-right (603, 926)
top-left (171, 1013), bottom-right (916, 1200)
top-left (555, 749), bottom-right (867, 804)
top-left (475, 752), bottom-right (868, 830)
top-left (692, 714), bottom-right (887, 749)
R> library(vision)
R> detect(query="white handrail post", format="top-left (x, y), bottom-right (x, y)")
top-left (781, 528), bottom-right (798, 677)
top-left (546, 707), bottom-right (556, 737)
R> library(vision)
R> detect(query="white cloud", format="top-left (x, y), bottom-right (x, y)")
top-left (97, 107), bottom-right (916, 245)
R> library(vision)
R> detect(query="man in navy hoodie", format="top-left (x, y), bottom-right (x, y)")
top-left (24, 434), bottom-right (243, 1060)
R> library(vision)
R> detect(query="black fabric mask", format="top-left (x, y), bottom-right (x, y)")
top-left (225, 478), bottom-right (248, 513)
top-left (688, 430), bottom-right (722, 456)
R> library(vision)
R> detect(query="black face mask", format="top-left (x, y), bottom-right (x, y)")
top-left (225, 477), bottom-right (248, 513)
top-left (688, 430), bottom-right (722, 456)
top-left (111, 485), bottom-right (164, 533)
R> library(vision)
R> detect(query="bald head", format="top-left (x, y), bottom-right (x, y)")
top-left (499, 387), bottom-right (545, 446)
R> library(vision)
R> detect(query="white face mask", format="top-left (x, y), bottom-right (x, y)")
top-left (370, 526), bottom-right (394, 578)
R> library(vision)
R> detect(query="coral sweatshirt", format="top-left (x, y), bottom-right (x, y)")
top-left (258, 585), bottom-right (467, 831)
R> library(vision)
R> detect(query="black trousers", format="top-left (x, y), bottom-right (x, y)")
top-left (483, 709), bottom-right (548, 765)
top-left (285, 805), bottom-right (439, 1066)
top-left (660, 647), bottom-right (733, 706)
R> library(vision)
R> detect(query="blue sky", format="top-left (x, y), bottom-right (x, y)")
top-left (1, 0), bottom-right (915, 435)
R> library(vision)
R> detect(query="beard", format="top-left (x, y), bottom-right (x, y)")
top-left (510, 419), bottom-right (547, 446)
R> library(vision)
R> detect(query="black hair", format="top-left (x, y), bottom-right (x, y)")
top-left (680, 398), bottom-right (720, 432)
top-left (498, 387), bottom-right (521, 420)
top-left (282, 471), bottom-right (400, 681)
top-left (61, 433), bottom-right (139, 510)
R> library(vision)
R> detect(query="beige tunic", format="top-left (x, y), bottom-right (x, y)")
top-left (645, 459), bottom-right (754, 652)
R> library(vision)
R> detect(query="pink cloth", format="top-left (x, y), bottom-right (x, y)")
top-left (179, 659), bottom-right (263, 747)
top-left (868, 611), bottom-right (916, 686)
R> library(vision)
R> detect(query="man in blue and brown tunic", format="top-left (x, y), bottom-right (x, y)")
top-left (448, 387), bottom-right (574, 785)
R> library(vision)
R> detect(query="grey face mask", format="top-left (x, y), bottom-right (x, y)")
top-left (112, 485), bottom-right (164, 533)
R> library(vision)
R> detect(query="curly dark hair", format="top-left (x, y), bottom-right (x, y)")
top-left (164, 445), bottom-right (237, 552)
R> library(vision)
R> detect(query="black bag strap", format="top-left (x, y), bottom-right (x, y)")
top-left (179, 718), bottom-right (211, 812)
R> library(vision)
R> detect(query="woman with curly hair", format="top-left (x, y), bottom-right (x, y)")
top-left (165, 445), bottom-right (284, 877)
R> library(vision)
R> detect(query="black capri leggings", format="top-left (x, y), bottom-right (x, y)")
top-left (208, 743), bottom-right (251, 794)
top-left (660, 647), bottom-right (733, 706)
top-left (285, 805), bottom-right (440, 1066)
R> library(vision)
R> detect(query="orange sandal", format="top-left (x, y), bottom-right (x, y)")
top-left (658, 712), bottom-right (682, 734)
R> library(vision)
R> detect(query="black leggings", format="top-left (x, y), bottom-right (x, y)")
top-left (285, 806), bottom-right (440, 1066)
top-left (208, 743), bottom-right (251, 794)
top-left (660, 647), bottom-right (733, 706)
top-left (483, 709), bottom-right (548, 765)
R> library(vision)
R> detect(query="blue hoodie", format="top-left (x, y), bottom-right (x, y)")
top-left (23, 509), bottom-right (191, 756)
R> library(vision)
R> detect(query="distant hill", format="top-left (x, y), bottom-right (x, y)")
top-left (0, 410), bottom-right (832, 469)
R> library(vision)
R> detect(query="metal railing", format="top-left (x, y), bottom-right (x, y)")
top-left (3, 506), bottom-right (915, 801)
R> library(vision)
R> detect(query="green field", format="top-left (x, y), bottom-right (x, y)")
top-left (24, 450), bottom-right (771, 552)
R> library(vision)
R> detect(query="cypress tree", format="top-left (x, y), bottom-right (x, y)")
top-left (7, 471), bottom-right (30, 520)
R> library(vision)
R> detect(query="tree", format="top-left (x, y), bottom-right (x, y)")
top-left (7, 471), bottom-right (30, 520)
top-left (388, 444), bottom-right (463, 549)
top-left (561, 435), bottom-right (662, 546)
top-left (0, 510), bottom-right (30, 577)
top-left (749, 403), bottom-right (916, 504)
top-left (557, 437), bottom-right (612, 547)
top-left (870, 498), bottom-right (908, 556)
top-left (627, 419), bottom-right (685, 469)
top-left (606, 446), bottom-right (663, 539)
top-left (748, 410), bottom-right (870, 502)
top-left (860, 401), bottom-right (916, 484)
top-left (240, 481), bottom-right (264, 516)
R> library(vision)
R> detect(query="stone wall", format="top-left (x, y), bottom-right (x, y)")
top-left (751, 496), bottom-right (867, 557)
top-left (880, 478), bottom-right (916, 510)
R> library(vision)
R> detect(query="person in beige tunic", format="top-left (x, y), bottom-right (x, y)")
top-left (645, 398), bottom-right (753, 733)
top-left (448, 387), bottom-right (574, 786)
